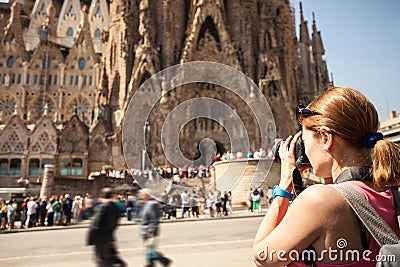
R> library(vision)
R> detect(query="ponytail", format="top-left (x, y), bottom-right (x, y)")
top-left (372, 140), bottom-right (400, 187)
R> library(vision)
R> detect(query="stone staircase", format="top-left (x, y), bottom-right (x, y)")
top-left (213, 159), bottom-right (280, 207)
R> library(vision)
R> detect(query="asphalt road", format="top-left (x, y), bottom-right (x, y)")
top-left (0, 217), bottom-right (263, 267)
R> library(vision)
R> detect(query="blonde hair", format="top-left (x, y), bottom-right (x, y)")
top-left (301, 86), bottom-right (400, 187)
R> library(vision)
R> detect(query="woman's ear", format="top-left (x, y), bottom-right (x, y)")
top-left (319, 126), bottom-right (334, 151)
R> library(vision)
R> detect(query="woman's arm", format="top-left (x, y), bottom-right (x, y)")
top-left (253, 185), bottom-right (328, 266)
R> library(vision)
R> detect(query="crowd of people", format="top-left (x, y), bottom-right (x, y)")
top-left (213, 148), bottom-right (274, 162)
top-left (0, 193), bottom-right (94, 231)
top-left (0, 185), bottom-right (240, 231)
top-left (122, 186), bottom-right (235, 222)
top-left (159, 187), bottom-right (233, 219)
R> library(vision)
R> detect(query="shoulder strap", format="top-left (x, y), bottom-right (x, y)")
top-left (332, 184), bottom-right (400, 247)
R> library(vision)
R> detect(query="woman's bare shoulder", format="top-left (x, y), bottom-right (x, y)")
top-left (291, 184), bottom-right (348, 212)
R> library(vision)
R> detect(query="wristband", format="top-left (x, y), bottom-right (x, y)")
top-left (272, 185), bottom-right (293, 200)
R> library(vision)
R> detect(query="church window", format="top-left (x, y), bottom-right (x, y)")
top-left (78, 58), bottom-right (86, 70)
top-left (69, 97), bottom-right (90, 125)
top-left (32, 142), bottom-right (42, 152)
top-left (71, 158), bottom-right (83, 176)
top-left (28, 158), bottom-right (40, 175)
top-left (67, 27), bottom-right (74, 37)
top-left (9, 132), bottom-right (20, 142)
top-left (7, 56), bottom-right (14, 68)
top-left (39, 132), bottom-right (50, 142)
top-left (89, 76), bottom-right (93, 85)
top-left (45, 144), bottom-right (55, 153)
top-left (75, 75), bottom-right (79, 85)
top-left (59, 158), bottom-right (71, 176)
top-left (70, 75), bottom-right (73, 85)
top-left (54, 75), bottom-right (58, 85)
top-left (48, 75), bottom-right (52, 85)
top-left (94, 28), bottom-right (101, 38)
top-left (9, 158), bottom-right (21, 176)
top-left (197, 16), bottom-right (222, 51)
top-left (11, 73), bottom-right (15, 84)
top-left (0, 96), bottom-right (16, 116)
top-left (0, 143), bottom-right (12, 153)
top-left (33, 98), bottom-right (54, 120)
top-left (17, 74), bottom-right (21, 84)
top-left (0, 159), bottom-right (8, 175)
top-left (39, 158), bottom-right (53, 174)
top-left (34, 74), bottom-right (38, 84)
top-left (14, 143), bottom-right (24, 153)
top-left (83, 76), bottom-right (87, 85)
top-left (46, 57), bottom-right (51, 69)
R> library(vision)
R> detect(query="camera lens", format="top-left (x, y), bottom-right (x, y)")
top-left (271, 137), bottom-right (310, 165)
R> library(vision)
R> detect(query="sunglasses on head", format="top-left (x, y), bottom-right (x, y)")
top-left (297, 104), bottom-right (321, 124)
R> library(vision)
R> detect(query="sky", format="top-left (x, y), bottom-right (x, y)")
top-left (292, 0), bottom-right (400, 121)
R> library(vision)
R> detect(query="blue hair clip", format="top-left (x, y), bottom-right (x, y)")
top-left (362, 132), bottom-right (383, 148)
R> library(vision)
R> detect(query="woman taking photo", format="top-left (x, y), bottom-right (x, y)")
top-left (253, 86), bottom-right (400, 266)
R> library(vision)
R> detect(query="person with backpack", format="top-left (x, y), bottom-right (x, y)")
top-left (253, 87), bottom-right (400, 266)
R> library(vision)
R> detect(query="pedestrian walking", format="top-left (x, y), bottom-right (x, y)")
top-left (139, 188), bottom-right (172, 267)
top-left (247, 187), bottom-right (253, 212)
top-left (227, 191), bottom-right (233, 214)
top-left (251, 189), bottom-right (261, 213)
top-left (87, 187), bottom-right (126, 267)
top-left (222, 191), bottom-right (229, 216)
top-left (180, 190), bottom-right (190, 218)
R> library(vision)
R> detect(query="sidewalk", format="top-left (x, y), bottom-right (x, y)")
top-left (1, 207), bottom-right (266, 234)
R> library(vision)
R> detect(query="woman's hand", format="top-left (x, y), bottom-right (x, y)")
top-left (278, 131), bottom-right (302, 191)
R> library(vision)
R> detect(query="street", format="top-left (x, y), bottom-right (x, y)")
top-left (0, 217), bottom-right (262, 267)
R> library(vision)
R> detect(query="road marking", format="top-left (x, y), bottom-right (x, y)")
top-left (0, 239), bottom-right (254, 261)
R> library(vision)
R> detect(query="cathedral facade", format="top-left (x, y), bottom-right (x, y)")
top-left (0, 0), bottom-right (329, 188)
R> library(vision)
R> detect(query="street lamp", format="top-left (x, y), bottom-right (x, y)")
top-left (142, 121), bottom-right (151, 172)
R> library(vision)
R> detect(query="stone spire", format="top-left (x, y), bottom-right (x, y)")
top-left (299, 2), bottom-right (310, 46)
top-left (3, 2), bottom-right (29, 61)
top-left (312, 12), bottom-right (325, 56)
top-left (46, 2), bottom-right (57, 37)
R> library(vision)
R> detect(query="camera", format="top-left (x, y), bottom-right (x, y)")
top-left (272, 137), bottom-right (310, 167)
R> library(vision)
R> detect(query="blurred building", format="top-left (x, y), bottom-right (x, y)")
top-left (380, 111), bottom-right (400, 145)
top-left (0, 0), bottom-right (329, 188)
